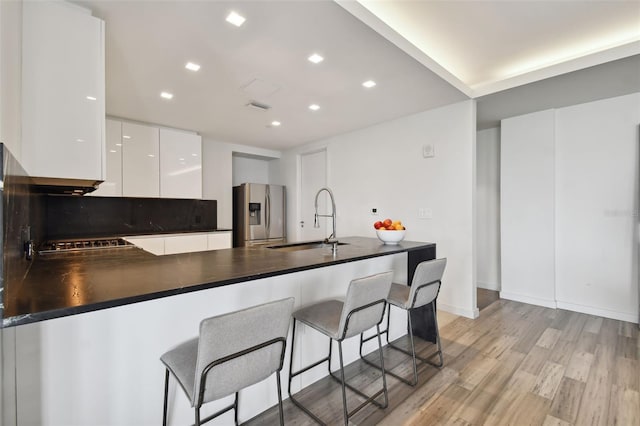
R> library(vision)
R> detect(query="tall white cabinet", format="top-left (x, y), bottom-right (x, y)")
top-left (122, 122), bottom-right (160, 197)
top-left (21, 1), bottom-right (105, 180)
top-left (159, 128), bottom-right (202, 199)
top-left (91, 119), bottom-right (122, 196)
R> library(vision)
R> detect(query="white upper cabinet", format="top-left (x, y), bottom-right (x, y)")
top-left (91, 119), bottom-right (123, 196)
top-left (160, 128), bottom-right (202, 199)
top-left (21, 1), bottom-right (105, 180)
top-left (122, 122), bottom-right (160, 197)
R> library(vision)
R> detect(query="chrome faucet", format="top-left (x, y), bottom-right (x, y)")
top-left (313, 187), bottom-right (338, 250)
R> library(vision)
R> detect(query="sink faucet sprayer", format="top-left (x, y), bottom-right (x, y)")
top-left (313, 187), bottom-right (338, 252)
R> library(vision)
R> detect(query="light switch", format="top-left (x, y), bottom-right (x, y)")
top-left (422, 144), bottom-right (434, 158)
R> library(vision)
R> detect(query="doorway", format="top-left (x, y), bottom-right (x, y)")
top-left (298, 149), bottom-right (327, 241)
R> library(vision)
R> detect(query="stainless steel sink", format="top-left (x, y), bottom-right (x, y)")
top-left (266, 240), bottom-right (348, 252)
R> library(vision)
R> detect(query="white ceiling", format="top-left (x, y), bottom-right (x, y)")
top-left (78, 0), bottom-right (640, 150)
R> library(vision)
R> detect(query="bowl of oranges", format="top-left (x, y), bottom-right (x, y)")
top-left (374, 218), bottom-right (406, 245)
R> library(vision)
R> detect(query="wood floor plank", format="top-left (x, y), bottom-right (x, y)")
top-left (614, 357), bottom-right (639, 391)
top-left (542, 415), bottom-right (573, 426)
top-left (536, 328), bottom-right (563, 349)
top-left (558, 312), bottom-right (587, 343)
top-left (607, 385), bottom-right (640, 426)
top-left (574, 345), bottom-right (615, 426)
top-left (583, 316), bottom-right (603, 334)
top-left (532, 361), bottom-right (566, 400)
top-left (549, 377), bottom-right (586, 423)
top-left (574, 330), bottom-right (598, 354)
top-left (520, 345), bottom-right (551, 376)
top-left (489, 391), bottom-right (552, 426)
top-left (548, 339), bottom-right (575, 366)
top-left (564, 351), bottom-right (594, 383)
top-left (616, 335), bottom-right (639, 360)
top-left (456, 354), bottom-right (500, 392)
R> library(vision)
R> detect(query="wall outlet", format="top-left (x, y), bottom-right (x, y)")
top-left (371, 208), bottom-right (378, 216)
top-left (422, 144), bottom-right (435, 158)
top-left (418, 208), bottom-right (433, 219)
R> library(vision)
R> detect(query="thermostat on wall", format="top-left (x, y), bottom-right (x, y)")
top-left (423, 144), bottom-right (435, 158)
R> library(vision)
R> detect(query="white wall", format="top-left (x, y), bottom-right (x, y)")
top-left (1, 2), bottom-right (22, 424)
top-left (500, 93), bottom-right (640, 323)
top-left (555, 93), bottom-right (640, 322)
top-left (232, 156), bottom-right (269, 186)
top-left (501, 110), bottom-right (557, 307)
top-left (272, 100), bottom-right (478, 318)
top-left (0, 0), bottom-right (22, 160)
top-left (476, 127), bottom-right (501, 291)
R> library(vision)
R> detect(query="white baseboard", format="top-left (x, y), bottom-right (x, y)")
top-left (438, 302), bottom-right (479, 319)
top-left (477, 281), bottom-right (500, 291)
top-left (499, 292), bottom-right (558, 309)
top-left (556, 301), bottom-right (639, 324)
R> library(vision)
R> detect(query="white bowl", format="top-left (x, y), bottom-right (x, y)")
top-left (376, 229), bottom-right (406, 245)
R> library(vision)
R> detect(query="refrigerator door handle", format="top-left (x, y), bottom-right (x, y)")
top-left (265, 189), bottom-right (270, 238)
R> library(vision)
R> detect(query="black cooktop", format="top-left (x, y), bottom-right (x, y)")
top-left (39, 238), bottom-right (133, 254)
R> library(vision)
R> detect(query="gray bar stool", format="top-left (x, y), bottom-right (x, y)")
top-left (287, 271), bottom-right (393, 425)
top-left (160, 297), bottom-right (294, 426)
top-left (360, 258), bottom-right (446, 386)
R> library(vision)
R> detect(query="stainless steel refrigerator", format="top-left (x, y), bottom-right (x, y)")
top-left (233, 183), bottom-right (285, 247)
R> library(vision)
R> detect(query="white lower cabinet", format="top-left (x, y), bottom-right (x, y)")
top-left (125, 231), bottom-right (231, 255)
top-left (207, 232), bottom-right (232, 250)
top-left (124, 235), bottom-right (165, 256)
top-left (164, 234), bottom-right (208, 255)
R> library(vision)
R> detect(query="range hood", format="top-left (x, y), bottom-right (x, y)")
top-left (29, 176), bottom-right (102, 195)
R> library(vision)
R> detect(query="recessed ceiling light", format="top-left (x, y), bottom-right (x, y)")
top-left (362, 80), bottom-right (377, 88)
top-left (179, 157), bottom-right (185, 161)
top-left (308, 53), bottom-right (324, 64)
top-left (109, 150), bottom-right (117, 153)
top-left (226, 11), bottom-right (246, 27)
top-left (185, 62), bottom-right (201, 72)
top-left (309, 104), bottom-right (320, 111)
top-left (160, 92), bottom-right (173, 100)
top-left (76, 138), bottom-right (84, 142)
top-left (122, 136), bottom-right (131, 140)
top-left (191, 153), bottom-right (198, 157)
top-left (86, 96), bottom-right (97, 101)
top-left (271, 121), bottom-right (281, 127)
top-left (116, 143), bottom-right (123, 146)
top-left (148, 154), bottom-right (155, 158)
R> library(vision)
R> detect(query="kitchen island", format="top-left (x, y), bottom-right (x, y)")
top-left (2, 237), bottom-right (435, 425)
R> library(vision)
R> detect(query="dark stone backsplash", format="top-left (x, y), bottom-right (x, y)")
top-left (44, 196), bottom-right (217, 240)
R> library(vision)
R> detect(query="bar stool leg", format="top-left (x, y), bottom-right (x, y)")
top-left (432, 302), bottom-right (444, 367)
top-left (163, 369), bottom-right (169, 426)
top-left (406, 311), bottom-right (419, 386)
top-left (276, 373), bottom-right (284, 426)
top-left (337, 341), bottom-right (349, 425)
top-left (375, 324), bottom-right (389, 408)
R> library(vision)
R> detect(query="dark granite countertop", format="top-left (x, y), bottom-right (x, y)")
top-left (2, 236), bottom-right (435, 327)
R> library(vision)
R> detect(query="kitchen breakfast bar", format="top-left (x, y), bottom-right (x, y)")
top-left (2, 237), bottom-right (436, 425)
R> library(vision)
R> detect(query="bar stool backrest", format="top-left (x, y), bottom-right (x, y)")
top-left (194, 297), bottom-right (294, 405)
top-left (409, 258), bottom-right (447, 309)
top-left (339, 271), bottom-right (393, 340)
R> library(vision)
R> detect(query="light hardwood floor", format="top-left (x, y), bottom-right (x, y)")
top-left (247, 299), bottom-right (639, 425)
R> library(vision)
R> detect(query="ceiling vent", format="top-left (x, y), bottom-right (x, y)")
top-left (246, 100), bottom-right (271, 111)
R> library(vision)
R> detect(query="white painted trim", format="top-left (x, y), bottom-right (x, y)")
top-left (438, 302), bottom-right (478, 319)
top-left (556, 301), bottom-right (639, 324)
top-left (472, 41), bottom-right (640, 97)
top-left (499, 292), bottom-right (558, 309)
